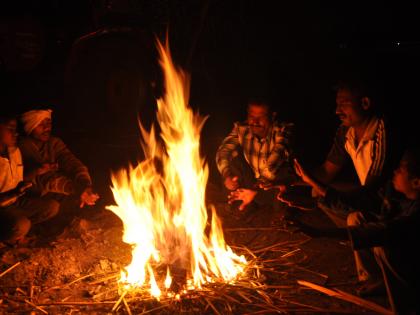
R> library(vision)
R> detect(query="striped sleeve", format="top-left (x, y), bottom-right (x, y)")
top-left (215, 123), bottom-right (241, 178)
top-left (369, 119), bottom-right (386, 178)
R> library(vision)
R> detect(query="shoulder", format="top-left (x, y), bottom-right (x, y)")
top-left (274, 121), bottom-right (294, 129)
top-left (8, 146), bottom-right (22, 160)
top-left (273, 121), bottom-right (294, 133)
top-left (233, 121), bottom-right (249, 133)
top-left (49, 136), bottom-right (66, 146)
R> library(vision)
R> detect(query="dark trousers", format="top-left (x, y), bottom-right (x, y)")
top-left (224, 154), bottom-right (280, 211)
top-left (317, 205), bottom-right (382, 282)
top-left (0, 196), bottom-right (60, 242)
top-left (374, 247), bottom-right (419, 314)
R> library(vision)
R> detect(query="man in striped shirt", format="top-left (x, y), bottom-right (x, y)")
top-left (216, 99), bottom-right (295, 212)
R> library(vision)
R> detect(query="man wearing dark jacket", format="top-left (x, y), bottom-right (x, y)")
top-left (19, 109), bottom-right (99, 208)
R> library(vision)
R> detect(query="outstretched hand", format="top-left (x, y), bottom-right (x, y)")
top-left (228, 188), bottom-right (257, 211)
top-left (293, 159), bottom-right (312, 184)
top-left (224, 176), bottom-right (239, 191)
top-left (80, 187), bottom-right (100, 208)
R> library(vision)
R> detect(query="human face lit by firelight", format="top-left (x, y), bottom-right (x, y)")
top-left (0, 119), bottom-right (18, 149)
top-left (335, 88), bottom-right (369, 127)
top-left (247, 104), bottom-right (271, 138)
top-left (392, 159), bottom-right (418, 199)
top-left (31, 118), bottom-right (52, 142)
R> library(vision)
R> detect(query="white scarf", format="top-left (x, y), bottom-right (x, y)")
top-left (21, 109), bottom-right (52, 135)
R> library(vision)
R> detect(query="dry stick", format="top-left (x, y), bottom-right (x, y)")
top-left (138, 304), bottom-right (169, 314)
top-left (24, 299), bottom-right (48, 314)
top-left (282, 298), bottom-right (326, 312)
top-left (89, 273), bottom-right (119, 285)
top-left (122, 297), bottom-right (132, 315)
top-left (293, 265), bottom-right (329, 279)
top-left (280, 248), bottom-right (301, 258)
top-left (47, 273), bottom-right (96, 291)
top-left (264, 285), bottom-right (294, 289)
top-left (111, 290), bottom-right (127, 312)
top-left (16, 287), bottom-right (26, 295)
top-left (38, 301), bottom-right (117, 306)
top-left (225, 227), bottom-right (289, 232)
top-left (62, 273), bottom-right (95, 287)
top-left (0, 261), bottom-right (21, 278)
top-left (29, 283), bottom-right (34, 301)
top-left (204, 297), bottom-right (222, 315)
top-left (297, 280), bottom-right (393, 315)
top-left (253, 239), bottom-right (310, 254)
top-left (236, 291), bottom-right (253, 303)
top-left (93, 287), bottom-right (119, 300)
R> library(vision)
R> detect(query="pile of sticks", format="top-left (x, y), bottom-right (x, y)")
top-left (0, 226), bottom-right (391, 314)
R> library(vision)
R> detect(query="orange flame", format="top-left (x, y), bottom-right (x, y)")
top-left (107, 38), bottom-right (246, 298)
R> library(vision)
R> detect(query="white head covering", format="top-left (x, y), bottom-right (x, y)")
top-left (21, 109), bottom-right (52, 135)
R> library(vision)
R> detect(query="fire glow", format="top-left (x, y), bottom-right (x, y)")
top-left (106, 39), bottom-right (247, 298)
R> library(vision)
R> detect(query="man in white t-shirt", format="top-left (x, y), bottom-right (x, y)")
top-left (309, 79), bottom-right (403, 295)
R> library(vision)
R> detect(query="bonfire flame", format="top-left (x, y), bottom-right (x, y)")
top-left (107, 39), bottom-right (246, 298)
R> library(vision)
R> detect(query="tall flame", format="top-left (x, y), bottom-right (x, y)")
top-left (107, 39), bottom-right (246, 298)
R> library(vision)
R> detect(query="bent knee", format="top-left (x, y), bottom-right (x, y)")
top-left (347, 211), bottom-right (365, 226)
top-left (9, 216), bottom-right (31, 242)
top-left (43, 199), bottom-right (60, 220)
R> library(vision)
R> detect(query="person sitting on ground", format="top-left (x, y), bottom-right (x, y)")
top-left (19, 109), bottom-right (99, 210)
top-left (0, 114), bottom-right (59, 245)
top-left (279, 78), bottom-right (404, 289)
top-left (215, 98), bottom-right (296, 214)
top-left (288, 149), bottom-right (419, 314)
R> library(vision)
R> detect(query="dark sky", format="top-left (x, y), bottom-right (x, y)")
top-left (1, 1), bottom-right (419, 183)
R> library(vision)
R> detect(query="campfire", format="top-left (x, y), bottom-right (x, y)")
top-left (106, 38), bottom-right (247, 298)
top-left (0, 38), bottom-right (392, 315)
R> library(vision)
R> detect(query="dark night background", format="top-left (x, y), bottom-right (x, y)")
top-left (1, 0), bottom-right (419, 200)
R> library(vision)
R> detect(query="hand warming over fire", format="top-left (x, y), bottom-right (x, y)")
top-left (228, 188), bottom-right (257, 211)
top-left (224, 176), bottom-right (239, 191)
top-left (293, 159), bottom-right (327, 198)
top-left (79, 187), bottom-right (99, 208)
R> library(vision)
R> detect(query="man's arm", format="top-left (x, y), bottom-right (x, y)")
top-left (313, 126), bottom-right (349, 184)
top-left (53, 137), bottom-right (92, 190)
top-left (294, 159), bottom-right (383, 213)
top-left (215, 124), bottom-right (241, 179)
top-left (349, 211), bottom-right (419, 250)
top-left (312, 160), bottom-right (341, 184)
top-left (0, 182), bottom-right (32, 206)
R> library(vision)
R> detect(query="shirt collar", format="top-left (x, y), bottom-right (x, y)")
top-left (245, 124), bottom-right (274, 141)
top-left (345, 116), bottom-right (380, 144)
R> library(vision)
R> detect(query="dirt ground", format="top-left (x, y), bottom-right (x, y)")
top-left (0, 186), bottom-right (390, 314)
top-left (0, 125), bottom-right (391, 315)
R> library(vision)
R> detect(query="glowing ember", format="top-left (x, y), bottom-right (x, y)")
top-left (106, 38), bottom-right (246, 298)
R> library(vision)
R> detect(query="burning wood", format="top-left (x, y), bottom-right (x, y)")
top-left (106, 38), bottom-right (247, 298)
